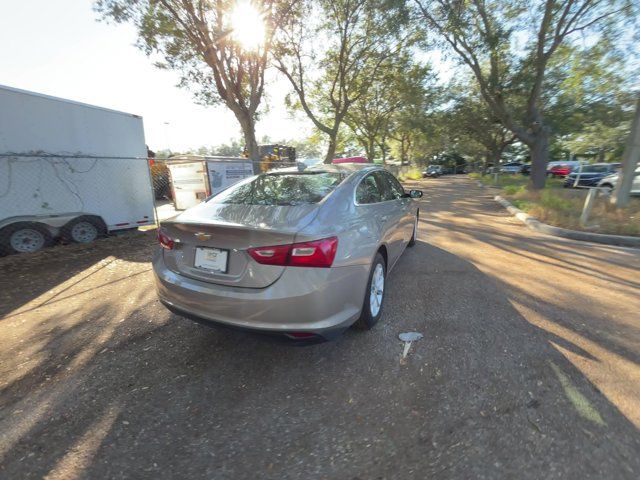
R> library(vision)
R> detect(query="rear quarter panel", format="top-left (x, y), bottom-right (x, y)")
top-left (295, 173), bottom-right (388, 269)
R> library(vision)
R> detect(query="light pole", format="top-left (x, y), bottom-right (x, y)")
top-left (164, 121), bottom-right (172, 154)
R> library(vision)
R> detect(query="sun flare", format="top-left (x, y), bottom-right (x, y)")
top-left (229, 1), bottom-right (266, 51)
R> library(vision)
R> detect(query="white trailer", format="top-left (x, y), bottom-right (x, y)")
top-left (0, 85), bottom-right (155, 254)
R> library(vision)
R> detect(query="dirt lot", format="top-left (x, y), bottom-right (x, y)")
top-left (1, 177), bottom-right (639, 479)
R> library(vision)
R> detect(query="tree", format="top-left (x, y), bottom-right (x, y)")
top-left (414, 0), bottom-right (635, 189)
top-left (546, 44), bottom-right (635, 161)
top-left (95, 0), bottom-right (293, 162)
top-left (345, 55), bottom-right (437, 163)
top-left (273, 0), bottom-right (409, 163)
top-left (442, 80), bottom-right (516, 171)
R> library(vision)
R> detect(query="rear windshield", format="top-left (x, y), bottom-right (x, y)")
top-left (209, 172), bottom-right (344, 206)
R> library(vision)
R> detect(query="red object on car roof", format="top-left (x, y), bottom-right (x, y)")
top-left (331, 156), bottom-right (370, 164)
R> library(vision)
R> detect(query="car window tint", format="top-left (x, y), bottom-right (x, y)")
top-left (210, 172), bottom-right (344, 206)
top-left (380, 171), bottom-right (405, 199)
top-left (356, 174), bottom-right (382, 204)
top-left (581, 165), bottom-right (610, 173)
top-left (373, 171), bottom-right (396, 201)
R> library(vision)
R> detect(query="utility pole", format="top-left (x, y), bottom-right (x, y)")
top-left (613, 98), bottom-right (640, 208)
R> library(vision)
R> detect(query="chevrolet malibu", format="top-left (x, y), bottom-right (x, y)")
top-left (153, 165), bottom-right (422, 341)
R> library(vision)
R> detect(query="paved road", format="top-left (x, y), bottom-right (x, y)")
top-left (1, 176), bottom-right (639, 479)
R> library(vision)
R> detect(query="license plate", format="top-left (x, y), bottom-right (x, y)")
top-left (194, 247), bottom-right (228, 273)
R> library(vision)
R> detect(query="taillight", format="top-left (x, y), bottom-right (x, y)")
top-left (245, 244), bottom-right (290, 266)
top-left (157, 227), bottom-right (174, 250)
top-left (247, 236), bottom-right (338, 268)
top-left (288, 237), bottom-right (338, 267)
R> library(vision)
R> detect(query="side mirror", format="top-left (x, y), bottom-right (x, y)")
top-left (409, 189), bottom-right (423, 199)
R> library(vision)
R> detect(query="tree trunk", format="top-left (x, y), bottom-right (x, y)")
top-left (399, 136), bottom-right (407, 163)
top-left (365, 139), bottom-right (375, 163)
top-left (613, 98), bottom-right (640, 208)
top-left (324, 135), bottom-right (338, 164)
top-left (483, 152), bottom-right (492, 175)
top-left (237, 112), bottom-right (260, 172)
top-left (528, 130), bottom-right (549, 190)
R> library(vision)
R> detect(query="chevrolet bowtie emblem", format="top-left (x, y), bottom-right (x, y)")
top-left (195, 232), bottom-right (211, 241)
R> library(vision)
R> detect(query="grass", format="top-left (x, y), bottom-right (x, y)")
top-left (471, 172), bottom-right (566, 189)
top-left (398, 169), bottom-right (423, 181)
top-left (505, 180), bottom-right (640, 236)
top-left (469, 172), bottom-right (640, 236)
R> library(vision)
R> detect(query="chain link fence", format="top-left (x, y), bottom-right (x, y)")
top-left (4, 153), bottom-right (406, 255)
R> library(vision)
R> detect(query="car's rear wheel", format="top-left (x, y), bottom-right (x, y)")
top-left (354, 252), bottom-right (386, 330)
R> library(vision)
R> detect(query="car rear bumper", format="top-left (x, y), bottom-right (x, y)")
top-left (153, 250), bottom-right (369, 339)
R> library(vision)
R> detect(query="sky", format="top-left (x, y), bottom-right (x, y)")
top-left (0, 0), bottom-right (307, 152)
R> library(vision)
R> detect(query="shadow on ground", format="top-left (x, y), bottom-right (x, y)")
top-left (0, 231), bottom-right (156, 318)
top-left (1, 239), bottom-right (639, 479)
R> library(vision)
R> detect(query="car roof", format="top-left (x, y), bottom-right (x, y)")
top-left (306, 163), bottom-right (380, 173)
top-left (263, 163), bottom-right (382, 177)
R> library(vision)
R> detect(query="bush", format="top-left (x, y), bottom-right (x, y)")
top-left (503, 184), bottom-right (527, 195)
top-left (398, 169), bottom-right (423, 181)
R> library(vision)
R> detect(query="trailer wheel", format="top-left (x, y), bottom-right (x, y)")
top-left (61, 216), bottom-right (107, 244)
top-left (0, 222), bottom-right (53, 255)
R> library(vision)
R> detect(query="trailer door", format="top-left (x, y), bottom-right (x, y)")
top-left (168, 162), bottom-right (209, 210)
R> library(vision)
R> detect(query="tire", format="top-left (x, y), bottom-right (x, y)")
top-left (408, 210), bottom-right (419, 247)
top-left (600, 184), bottom-right (613, 196)
top-left (353, 252), bottom-right (387, 330)
top-left (0, 222), bottom-right (52, 255)
top-left (60, 216), bottom-right (107, 244)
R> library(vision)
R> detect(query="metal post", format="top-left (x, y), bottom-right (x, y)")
top-left (573, 162), bottom-right (583, 188)
top-left (613, 98), bottom-right (640, 208)
top-left (580, 188), bottom-right (598, 227)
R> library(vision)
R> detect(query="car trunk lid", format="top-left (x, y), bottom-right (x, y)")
top-left (161, 202), bottom-right (320, 288)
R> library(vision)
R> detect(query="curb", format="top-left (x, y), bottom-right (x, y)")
top-left (494, 195), bottom-right (640, 248)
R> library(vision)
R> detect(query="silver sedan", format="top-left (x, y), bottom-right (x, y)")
top-left (153, 164), bottom-right (422, 341)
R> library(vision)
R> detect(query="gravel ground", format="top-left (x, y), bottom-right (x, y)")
top-left (1, 176), bottom-right (639, 479)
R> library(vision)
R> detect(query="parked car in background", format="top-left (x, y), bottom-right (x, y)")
top-left (564, 163), bottom-right (621, 188)
top-left (547, 161), bottom-right (582, 178)
top-left (597, 167), bottom-right (640, 195)
top-left (499, 162), bottom-right (524, 174)
top-left (422, 165), bottom-right (443, 178)
top-left (521, 164), bottom-right (531, 176)
top-left (154, 165), bottom-right (423, 342)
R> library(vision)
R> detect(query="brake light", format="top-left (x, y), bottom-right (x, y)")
top-left (246, 244), bottom-right (290, 265)
top-left (247, 237), bottom-right (338, 268)
top-left (289, 237), bottom-right (338, 267)
top-left (157, 227), bottom-right (174, 250)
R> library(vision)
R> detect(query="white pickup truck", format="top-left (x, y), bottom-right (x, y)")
top-left (0, 85), bottom-right (155, 254)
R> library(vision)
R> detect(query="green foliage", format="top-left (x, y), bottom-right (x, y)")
top-left (503, 185), bottom-right (523, 196)
top-left (507, 185), bottom-right (640, 236)
top-left (345, 53), bottom-right (439, 163)
top-left (398, 169), bottom-right (423, 181)
top-left (273, 0), bottom-right (412, 162)
top-left (95, 0), bottom-right (295, 161)
top-left (413, 0), bottom-right (637, 189)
